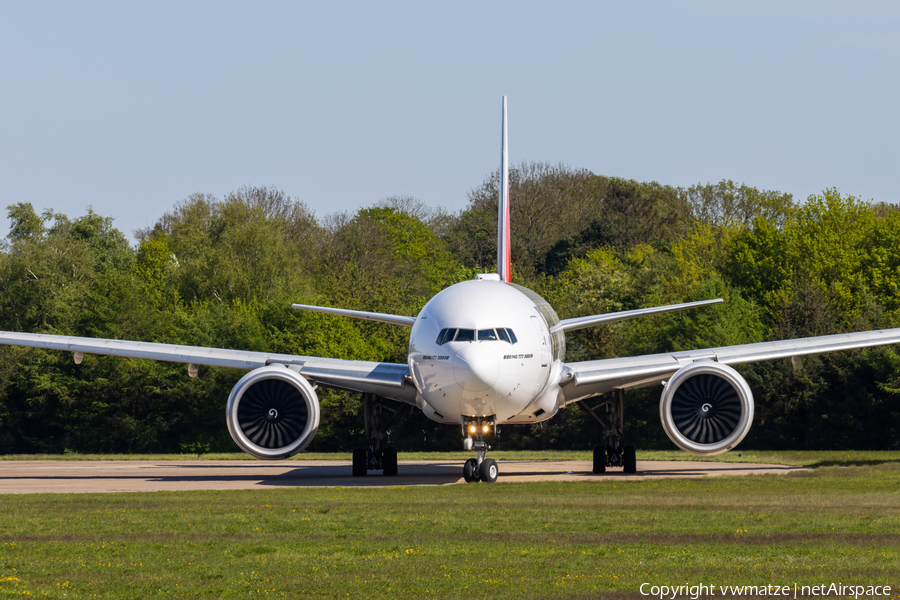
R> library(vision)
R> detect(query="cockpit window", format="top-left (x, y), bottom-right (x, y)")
top-left (455, 329), bottom-right (475, 342)
top-left (435, 328), bottom-right (457, 345)
top-left (436, 327), bottom-right (517, 345)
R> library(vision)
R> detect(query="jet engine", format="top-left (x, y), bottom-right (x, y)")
top-left (659, 360), bottom-right (753, 456)
top-left (226, 365), bottom-right (320, 459)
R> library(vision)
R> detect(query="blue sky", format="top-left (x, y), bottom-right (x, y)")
top-left (1, 1), bottom-right (898, 242)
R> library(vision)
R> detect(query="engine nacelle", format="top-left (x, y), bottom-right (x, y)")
top-left (659, 360), bottom-right (754, 456)
top-left (226, 365), bottom-right (320, 459)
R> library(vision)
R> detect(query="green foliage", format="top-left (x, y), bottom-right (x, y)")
top-left (5, 202), bottom-right (45, 242)
top-left (684, 179), bottom-right (795, 229)
top-left (536, 246), bottom-right (638, 362)
top-left (786, 189), bottom-right (875, 321)
top-left (665, 222), bottom-right (740, 301)
top-left (726, 189), bottom-right (882, 328)
top-left (724, 216), bottom-right (793, 315)
top-left (134, 232), bottom-right (180, 307)
top-left (628, 277), bottom-right (765, 356)
top-left (139, 188), bottom-right (316, 305)
top-left (449, 164), bottom-right (691, 279)
top-left (863, 206), bottom-right (900, 313)
top-left (353, 205), bottom-right (456, 297)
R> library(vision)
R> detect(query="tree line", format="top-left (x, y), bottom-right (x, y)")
top-left (1, 167), bottom-right (898, 454)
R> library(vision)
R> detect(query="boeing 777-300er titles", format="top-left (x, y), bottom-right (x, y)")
top-left (3, 97), bottom-right (900, 482)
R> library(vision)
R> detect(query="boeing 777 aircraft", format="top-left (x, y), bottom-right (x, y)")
top-left (3, 97), bottom-right (900, 483)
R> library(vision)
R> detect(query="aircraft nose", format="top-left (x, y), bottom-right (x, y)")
top-left (452, 344), bottom-right (500, 392)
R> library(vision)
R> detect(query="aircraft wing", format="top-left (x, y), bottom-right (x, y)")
top-left (0, 331), bottom-right (416, 404)
top-left (291, 304), bottom-right (416, 326)
top-left (561, 327), bottom-right (900, 404)
top-left (551, 298), bottom-right (723, 333)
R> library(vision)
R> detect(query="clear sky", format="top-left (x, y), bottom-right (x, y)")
top-left (1, 1), bottom-right (898, 242)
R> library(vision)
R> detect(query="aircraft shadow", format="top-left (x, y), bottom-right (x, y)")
top-left (251, 464), bottom-right (466, 487)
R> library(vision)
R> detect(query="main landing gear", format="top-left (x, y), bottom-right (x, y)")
top-left (461, 417), bottom-right (498, 483)
top-left (351, 393), bottom-right (411, 477)
top-left (578, 389), bottom-right (637, 474)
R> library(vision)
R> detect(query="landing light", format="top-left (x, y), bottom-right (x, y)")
top-left (469, 425), bottom-right (477, 434)
top-left (482, 425), bottom-right (490, 433)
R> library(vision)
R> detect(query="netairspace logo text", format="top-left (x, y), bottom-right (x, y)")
top-left (639, 583), bottom-right (892, 599)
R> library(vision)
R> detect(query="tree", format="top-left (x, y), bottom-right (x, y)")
top-left (683, 179), bottom-right (795, 229)
top-left (447, 162), bottom-right (600, 274)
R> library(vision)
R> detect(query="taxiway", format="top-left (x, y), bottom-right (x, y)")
top-left (0, 459), bottom-right (804, 494)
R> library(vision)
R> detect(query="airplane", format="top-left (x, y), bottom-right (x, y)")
top-left (3, 96), bottom-right (900, 483)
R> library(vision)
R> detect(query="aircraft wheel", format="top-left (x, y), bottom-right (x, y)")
top-left (352, 448), bottom-right (367, 477)
top-left (623, 445), bottom-right (637, 473)
top-left (480, 458), bottom-right (498, 483)
top-left (592, 445), bottom-right (606, 473)
top-left (463, 458), bottom-right (477, 483)
top-left (382, 447), bottom-right (398, 476)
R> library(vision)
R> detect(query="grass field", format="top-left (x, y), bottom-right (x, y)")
top-left (0, 452), bottom-right (898, 599)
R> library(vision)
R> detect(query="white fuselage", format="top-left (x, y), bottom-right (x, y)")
top-left (407, 278), bottom-right (566, 426)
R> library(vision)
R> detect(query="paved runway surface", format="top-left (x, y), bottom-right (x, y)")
top-left (0, 459), bottom-right (805, 494)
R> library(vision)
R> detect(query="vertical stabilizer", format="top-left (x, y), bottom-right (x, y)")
top-left (497, 96), bottom-right (511, 282)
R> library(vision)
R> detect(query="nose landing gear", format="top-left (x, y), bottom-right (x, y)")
top-left (462, 417), bottom-right (498, 483)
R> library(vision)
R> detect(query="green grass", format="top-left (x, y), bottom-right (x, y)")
top-left (0, 456), bottom-right (899, 598)
top-left (3, 449), bottom-right (900, 468)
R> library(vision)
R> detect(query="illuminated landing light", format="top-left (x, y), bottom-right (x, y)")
top-left (482, 425), bottom-right (490, 433)
top-left (469, 425), bottom-right (477, 434)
